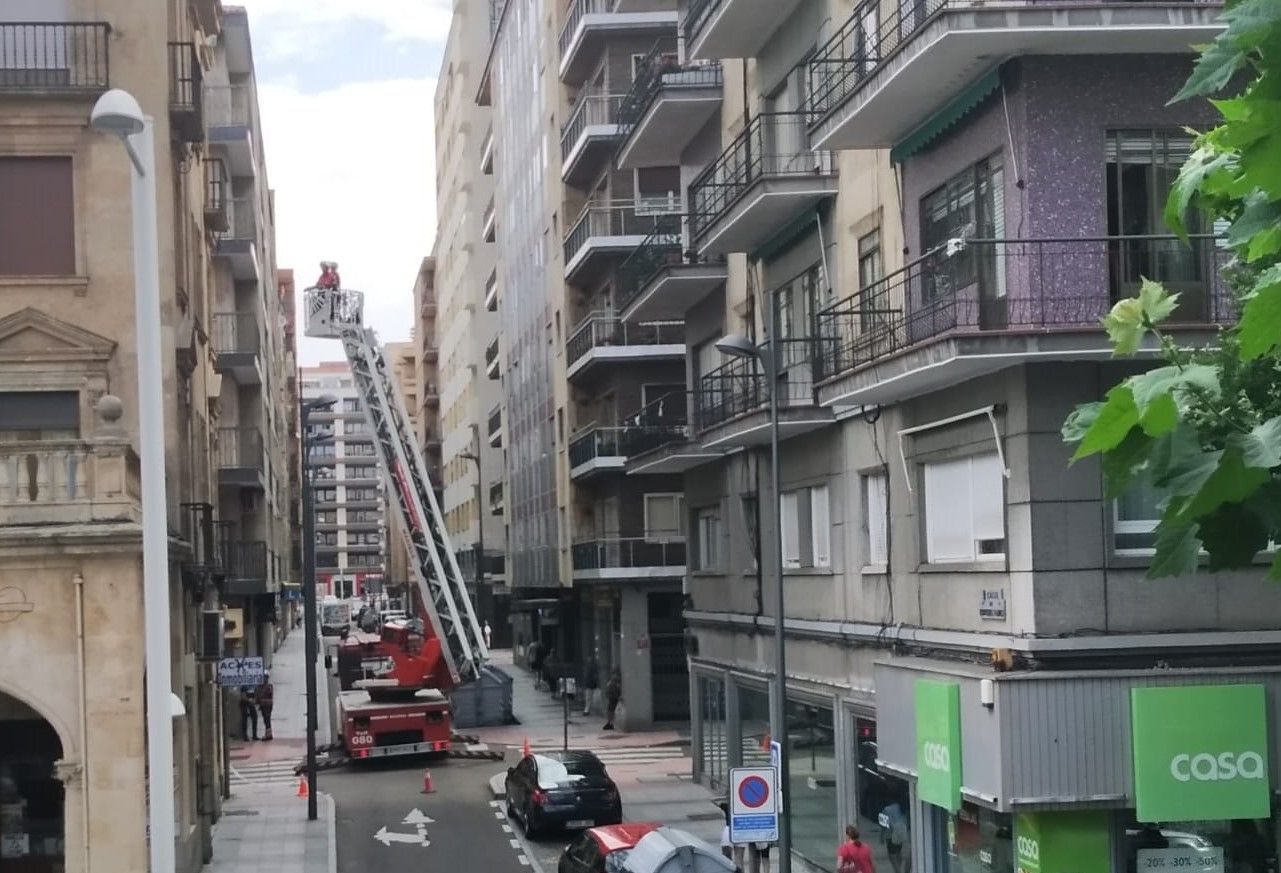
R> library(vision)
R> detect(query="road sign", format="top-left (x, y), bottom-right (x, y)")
top-left (730, 767), bottom-right (779, 844)
top-left (216, 656), bottom-right (265, 687)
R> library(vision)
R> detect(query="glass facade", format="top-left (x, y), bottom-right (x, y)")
top-left (854, 717), bottom-right (912, 873)
top-left (492, 0), bottom-right (558, 588)
top-left (1121, 811), bottom-right (1277, 873)
top-left (697, 676), bottom-right (728, 793)
top-left (737, 683), bottom-right (771, 769)
top-left (933, 802), bottom-right (1014, 873)
top-left (786, 699), bottom-right (838, 869)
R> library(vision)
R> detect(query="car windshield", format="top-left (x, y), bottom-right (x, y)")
top-left (537, 758), bottom-right (603, 787)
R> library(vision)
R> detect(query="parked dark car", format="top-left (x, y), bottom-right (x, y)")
top-left (505, 750), bottom-right (623, 838)
top-left (559, 823), bottom-right (660, 873)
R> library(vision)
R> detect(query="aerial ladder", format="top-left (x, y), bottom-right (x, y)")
top-left (304, 266), bottom-right (494, 760)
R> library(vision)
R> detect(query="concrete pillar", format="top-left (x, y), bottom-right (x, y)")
top-left (54, 759), bottom-right (84, 873)
top-left (618, 587), bottom-right (652, 730)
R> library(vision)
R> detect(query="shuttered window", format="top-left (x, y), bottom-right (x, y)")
top-left (0, 390), bottom-right (78, 440)
top-left (0, 157), bottom-right (74, 275)
top-left (923, 453), bottom-right (1005, 563)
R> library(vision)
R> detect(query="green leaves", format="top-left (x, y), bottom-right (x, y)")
top-left (1238, 265), bottom-right (1281, 359)
top-left (1071, 386), bottom-right (1138, 460)
top-left (1102, 280), bottom-right (1180, 355)
top-left (1165, 147), bottom-right (1234, 237)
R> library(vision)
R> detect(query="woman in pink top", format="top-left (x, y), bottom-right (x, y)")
top-left (837, 825), bottom-right (876, 873)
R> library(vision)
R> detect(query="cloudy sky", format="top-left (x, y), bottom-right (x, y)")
top-left (236, 0), bottom-right (452, 365)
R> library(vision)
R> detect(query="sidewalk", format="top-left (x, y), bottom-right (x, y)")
top-left (211, 628), bottom-right (335, 873)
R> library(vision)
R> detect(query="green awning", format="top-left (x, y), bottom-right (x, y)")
top-left (890, 68), bottom-right (1002, 164)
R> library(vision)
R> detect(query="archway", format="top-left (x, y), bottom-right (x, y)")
top-left (0, 690), bottom-right (64, 871)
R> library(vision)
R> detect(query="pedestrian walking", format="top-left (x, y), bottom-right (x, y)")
top-left (483, 620), bottom-right (493, 649)
top-left (879, 799), bottom-right (910, 873)
top-left (838, 825), bottom-right (876, 873)
top-left (527, 639), bottom-right (544, 687)
top-left (719, 802), bottom-right (746, 872)
top-left (257, 672), bottom-right (275, 741)
top-left (543, 648), bottom-right (561, 697)
top-left (238, 686), bottom-right (258, 741)
top-left (581, 655), bottom-right (600, 716)
top-left (603, 668), bottom-right (622, 730)
top-left (749, 842), bottom-right (773, 873)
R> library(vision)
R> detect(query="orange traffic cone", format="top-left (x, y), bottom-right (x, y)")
top-left (296, 777), bottom-right (309, 799)
top-left (422, 770), bottom-right (435, 794)
top-left (522, 737), bottom-right (531, 758)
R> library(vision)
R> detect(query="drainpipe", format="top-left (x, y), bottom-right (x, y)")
top-left (72, 572), bottom-right (91, 873)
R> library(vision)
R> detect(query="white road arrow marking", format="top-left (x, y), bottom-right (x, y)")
top-left (403, 808), bottom-right (436, 826)
top-left (374, 826), bottom-right (430, 847)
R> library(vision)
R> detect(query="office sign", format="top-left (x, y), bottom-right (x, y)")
top-left (729, 767), bottom-right (779, 844)
top-left (1131, 684), bottom-right (1270, 822)
top-left (217, 656), bottom-right (265, 688)
top-left (916, 679), bottom-right (962, 811)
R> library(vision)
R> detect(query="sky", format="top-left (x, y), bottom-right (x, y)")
top-left (235, 0), bottom-right (452, 366)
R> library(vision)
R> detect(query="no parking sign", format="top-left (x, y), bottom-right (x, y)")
top-left (729, 767), bottom-right (779, 844)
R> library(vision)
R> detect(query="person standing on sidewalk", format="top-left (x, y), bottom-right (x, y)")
top-left (603, 668), bottom-right (622, 730)
top-left (483, 620), bottom-right (493, 649)
top-left (838, 825), bottom-right (876, 873)
top-left (581, 655), bottom-right (600, 716)
top-left (543, 648), bottom-right (561, 697)
top-left (239, 686), bottom-right (259, 741)
top-left (257, 672), bottom-right (275, 741)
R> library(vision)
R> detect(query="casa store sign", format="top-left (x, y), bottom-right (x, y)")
top-left (1131, 684), bottom-right (1271, 823)
top-left (916, 679), bottom-right (962, 812)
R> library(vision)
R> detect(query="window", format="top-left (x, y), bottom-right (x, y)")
top-left (342, 398), bottom-right (361, 413)
top-left (857, 229), bottom-right (882, 291)
top-left (695, 507), bottom-right (721, 570)
top-left (345, 419), bottom-right (368, 435)
top-left (920, 155), bottom-right (1003, 298)
top-left (644, 493), bottom-right (684, 541)
top-left (923, 453), bottom-right (1005, 563)
top-left (314, 488), bottom-right (337, 503)
top-left (315, 511), bottom-right (336, 525)
top-left (780, 485), bottom-right (832, 569)
top-left (772, 262), bottom-right (826, 341)
top-left (346, 465), bottom-right (376, 479)
top-left (863, 472), bottom-right (889, 567)
top-left (347, 487), bottom-right (379, 502)
top-left (0, 157), bottom-right (74, 275)
top-left (1114, 471), bottom-right (1164, 553)
top-left (0, 391), bottom-right (78, 441)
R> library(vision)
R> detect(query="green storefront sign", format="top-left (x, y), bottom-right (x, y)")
top-left (1131, 684), bottom-right (1271, 823)
top-left (916, 679), bottom-right (962, 812)
top-left (1015, 811), bottom-right (1110, 873)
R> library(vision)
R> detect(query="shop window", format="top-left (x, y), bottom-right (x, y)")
top-left (1122, 814), bottom-right (1276, 873)
top-left (853, 717), bottom-right (912, 873)
top-left (697, 676), bottom-right (728, 792)
top-left (786, 699), bottom-right (837, 869)
top-left (863, 472), bottom-right (889, 568)
top-left (781, 485), bottom-right (832, 569)
top-left (736, 684), bottom-right (771, 769)
top-left (923, 453), bottom-right (1005, 563)
top-left (936, 802), bottom-right (1014, 873)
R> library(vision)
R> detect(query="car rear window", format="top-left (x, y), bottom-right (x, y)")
top-left (537, 757), bottom-right (604, 786)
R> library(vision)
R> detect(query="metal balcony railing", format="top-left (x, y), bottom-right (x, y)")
top-left (618, 46), bottom-right (721, 131)
top-left (688, 113), bottom-right (835, 241)
top-left (572, 535), bottom-right (687, 571)
top-left (221, 540), bottom-right (268, 580)
top-left (614, 222), bottom-right (686, 312)
top-left (219, 196), bottom-right (257, 241)
top-left (566, 312), bottom-right (685, 367)
top-left (564, 203), bottom-right (680, 268)
top-left (695, 338), bottom-right (819, 431)
top-left (211, 312), bottom-right (260, 356)
top-left (559, 0), bottom-right (614, 61)
top-left (683, 0), bottom-right (724, 50)
top-left (562, 91), bottom-right (626, 159)
top-left (0, 440), bottom-right (140, 526)
top-left (215, 426), bottom-right (264, 470)
top-left (167, 41), bottom-right (202, 137)
top-left (570, 394), bottom-right (688, 468)
top-left (0, 22), bottom-right (110, 91)
top-left (204, 159), bottom-right (229, 229)
top-left (813, 234), bottom-right (1235, 382)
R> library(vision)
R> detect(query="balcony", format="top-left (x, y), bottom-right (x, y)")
top-left (221, 540), bottom-right (272, 596)
top-left (211, 312), bottom-right (261, 385)
top-left (565, 313), bottom-right (685, 381)
top-left (216, 426), bottom-right (265, 488)
top-left (420, 291), bottom-right (437, 317)
top-left (167, 42), bottom-right (203, 143)
top-left (688, 113), bottom-right (836, 255)
top-left (486, 336), bottom-right (501, 380)
top-left (204, 159), bottom-right (230, 232)
top-left (488, 405), bottom-right (503, 448)
top-left (214, 196), bottom-right (260, 280)
top-left (814, 234), bottom-right (1235, 407)
top-left (694, 338), bottom-right (832, 447)
top-left (482, 196), bottom-right (496, 243)
top-left (561, 91), bottom-right (626, 187)
top-left (615, 224), bottom-right (727, 323)
top-left (490, 481), bottom-right (505, 516)
top-left (423, 381), bottom-right (439, 408)
top-left (205, 83), bottom-right (256, 176)
top-left (622, 390), bottom-right (723, 474)
top-left (617, 51), bottom-right (722, 170)
top-left (571, 395), bottom-right (691, 480)
top-left (0, 23), bottom-right (110, 94)
top-left (481, 123), bottom-right (494, 175)
top-left (685, 0), bottom-right (807, 61)
top-left (564, 202), bottom-right (679, 285)
top-left (808, 0), bottom-right (1223, 152)
top-left (0, 440), bottom-right (140, 527)
top-left (558, 0), bottom-right (679, 85)
top-left (485, 269), bottom-right (499, 312)
top-left (571, 535), bottom-right (686, 581)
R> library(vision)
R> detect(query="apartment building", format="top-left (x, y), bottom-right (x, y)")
top-left (385, 338), bottom-right (421, 588)
top-left (279, 268), bottom-right (304, 626)
top-left (433, 6), bottom-right (508, 642)
top-left (301, 362), bottom-right (388, 598)
top-left (652, 2), bottom-right (1270, 872)
top-left (0, 2), bottom-right (290, 871)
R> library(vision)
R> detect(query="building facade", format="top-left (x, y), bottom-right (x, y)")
top-left (385, 338), bottom-right (421, 590)
top-left (300, 362), bottom-right (388, 598)
top-left (0, 2), bottom-right (290, 872)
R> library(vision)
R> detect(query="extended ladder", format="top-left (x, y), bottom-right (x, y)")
top-left (304, 283), bottom-right (488, 685)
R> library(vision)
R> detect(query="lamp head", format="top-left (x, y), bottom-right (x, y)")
top-left (90, 89), bottom-right (145, 137)
top-left (715, 334), bottom-right (758, 360)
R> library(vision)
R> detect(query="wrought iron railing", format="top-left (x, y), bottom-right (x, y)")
top-left (0, 22), bottom-right (110, 91)
top-left (683, 0), bottom-right (724, 50)
top-left (572, 535), bottom-right (687, 571)
top-left (688, 113), bottom-right (835, 241)
top-left (221, 540), bottom-right (267, 580)
top-left (614, 222), bottom-right (685, 312)
top-left (617, 46), bottom-right (721, 131)
top-left (694, 338), bottom-right (820, 431)
top-left (813, 235), bottom-right (1235, 381)
top-left (167, 41), bottom-right (202, 139)
top-left (211, 312), bottom-right (260, 356)
top-left (561, 91), bottom-right (626, 159)
top-left (216, 427), bottom-right (264, 469)
top-left (566, 312), bottom-right (686, 367)
top-left (559, 0), bottom-right (612, 61)
top-left (563, 201), bottom-right (680, 266)
top-left (204, 159), bottom-right (229, 227)
top-left (569, 392), bottom-right (689, 469)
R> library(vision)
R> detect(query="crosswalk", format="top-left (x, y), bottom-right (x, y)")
top-left (230, 759), bottom-right (299, 787)
top-left (526, 744), bottom-right (690, 769)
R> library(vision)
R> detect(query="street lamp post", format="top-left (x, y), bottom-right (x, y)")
top-left (90, 89), bottom-right (175, 873)
top-left (301, 396), bottom-right (337, 821)
top-left (717, 296), bottom-right (791, 873)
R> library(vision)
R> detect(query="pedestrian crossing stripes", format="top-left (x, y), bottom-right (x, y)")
top-left (229, 759), bottom-right (299, 786)
top-left (526, 744), bottom-right (690, 767)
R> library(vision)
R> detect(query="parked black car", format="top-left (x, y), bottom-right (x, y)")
top-left (505, 750), bottom-right (622, 838)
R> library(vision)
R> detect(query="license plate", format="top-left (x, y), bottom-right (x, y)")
top-left (567, 819), bottom-right (592, 829)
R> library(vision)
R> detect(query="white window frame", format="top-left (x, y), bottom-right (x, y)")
top-left (863, 471), bottom-right (889, 569)
top-left (644, 492), bottom-right (685, 543)
top-left (922, 453), bottom-right (1005, 564)
top-left (781, 491), bottom-right (801, 569)
top-left (696, 507), bottom-right (720, 571)
top-left (810, 485), bottom-right (831, 568)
